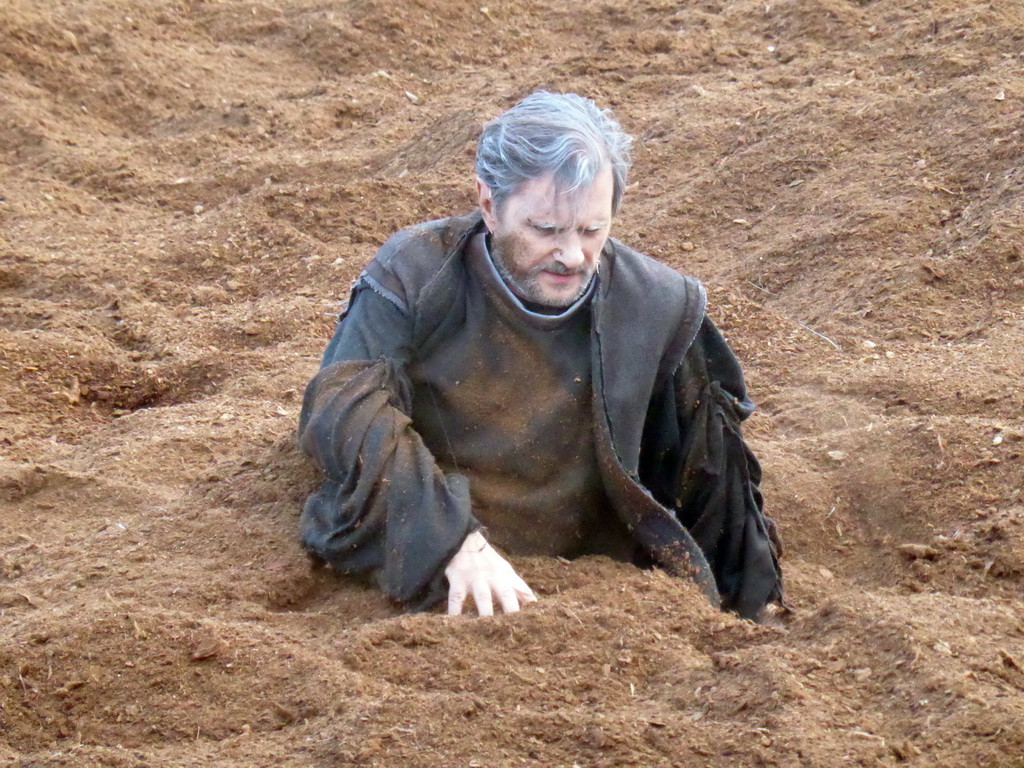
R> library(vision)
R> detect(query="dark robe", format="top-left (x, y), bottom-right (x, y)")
top-left (298, 211), bottom-right (783, 619)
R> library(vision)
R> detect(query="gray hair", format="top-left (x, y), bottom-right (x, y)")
top-left (475, 91), bottom-right (633, 215)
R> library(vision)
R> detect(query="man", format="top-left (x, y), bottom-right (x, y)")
top-left (298, 91), bottom-right (783, 621)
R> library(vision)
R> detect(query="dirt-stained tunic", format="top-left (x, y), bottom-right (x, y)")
top-left (408, 231), bottom-right (627, 558)
top-left (298, 211), bottom-right (783, 618)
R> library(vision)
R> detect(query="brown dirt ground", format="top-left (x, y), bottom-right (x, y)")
top-left (2, 0), bottom-right (1023, 765)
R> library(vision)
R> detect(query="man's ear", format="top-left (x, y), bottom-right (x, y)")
top-left (477, 178), bottom-right (498, 232)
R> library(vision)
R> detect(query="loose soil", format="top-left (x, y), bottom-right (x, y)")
top-left (2, 0), bottom-right (1023, 765)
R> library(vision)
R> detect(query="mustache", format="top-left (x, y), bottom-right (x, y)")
top-left (535, 260), bottom-right (590, 277)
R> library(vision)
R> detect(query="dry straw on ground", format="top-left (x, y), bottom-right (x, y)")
top-left (2, 0), bottom-right (1023, 765)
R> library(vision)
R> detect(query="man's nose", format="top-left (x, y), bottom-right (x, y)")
top-left (554, 233), bottom-right (585, 269)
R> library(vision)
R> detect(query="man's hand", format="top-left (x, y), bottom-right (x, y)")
top-left (444, 531), bottom-right (537, 616)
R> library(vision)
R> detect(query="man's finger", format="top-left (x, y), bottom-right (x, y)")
top-left (471, 580), bottom-right (494, 617)
top-left (495, 586), bottom-right (520, 614)
top-left (447, 583), bottom-right (468, 616)
top-left (512, 574), bottom-right (537, 603)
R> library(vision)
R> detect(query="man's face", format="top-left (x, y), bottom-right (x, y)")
top-left (478, 166), bottom-right (614, 308)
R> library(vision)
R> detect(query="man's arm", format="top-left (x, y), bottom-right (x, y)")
top-left (299, 283), bottom-right (535, 614)
top-left (671, 316), bottom-right (784, 619)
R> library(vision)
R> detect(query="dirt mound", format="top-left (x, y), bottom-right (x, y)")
top-left (2, 0), bottom-right (1023, 764)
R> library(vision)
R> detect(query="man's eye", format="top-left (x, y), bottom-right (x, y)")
top-left (534, 225), bottom-right (557, 234)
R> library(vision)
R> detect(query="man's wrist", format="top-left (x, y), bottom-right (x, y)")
top-left (459, 530), bottom-right (488, 553)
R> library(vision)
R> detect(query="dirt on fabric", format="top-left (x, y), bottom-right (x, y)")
top-left (1, 0), bottom-right (1023, 765)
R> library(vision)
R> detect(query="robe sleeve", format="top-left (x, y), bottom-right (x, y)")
top-left (297, 283), bottom-right (477, 610)
top-left (639, 315), bottom-right (783, 619)
top-left (673, 316), bottom-right (784, 619)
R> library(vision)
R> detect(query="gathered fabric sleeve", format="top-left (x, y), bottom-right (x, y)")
top-left (673, 316), bottom-right (784, 619)
top-left (639, 315), bottom-right (783, 620)
top-left (297, 284), bottom-right (477, 610)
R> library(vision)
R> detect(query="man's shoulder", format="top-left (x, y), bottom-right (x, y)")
top-left (603, 237), bottom-right (704, 304)
top-left (364, 211), bottom-right (483, 311)
top-left (598, 237), bottom-right (708, 385)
